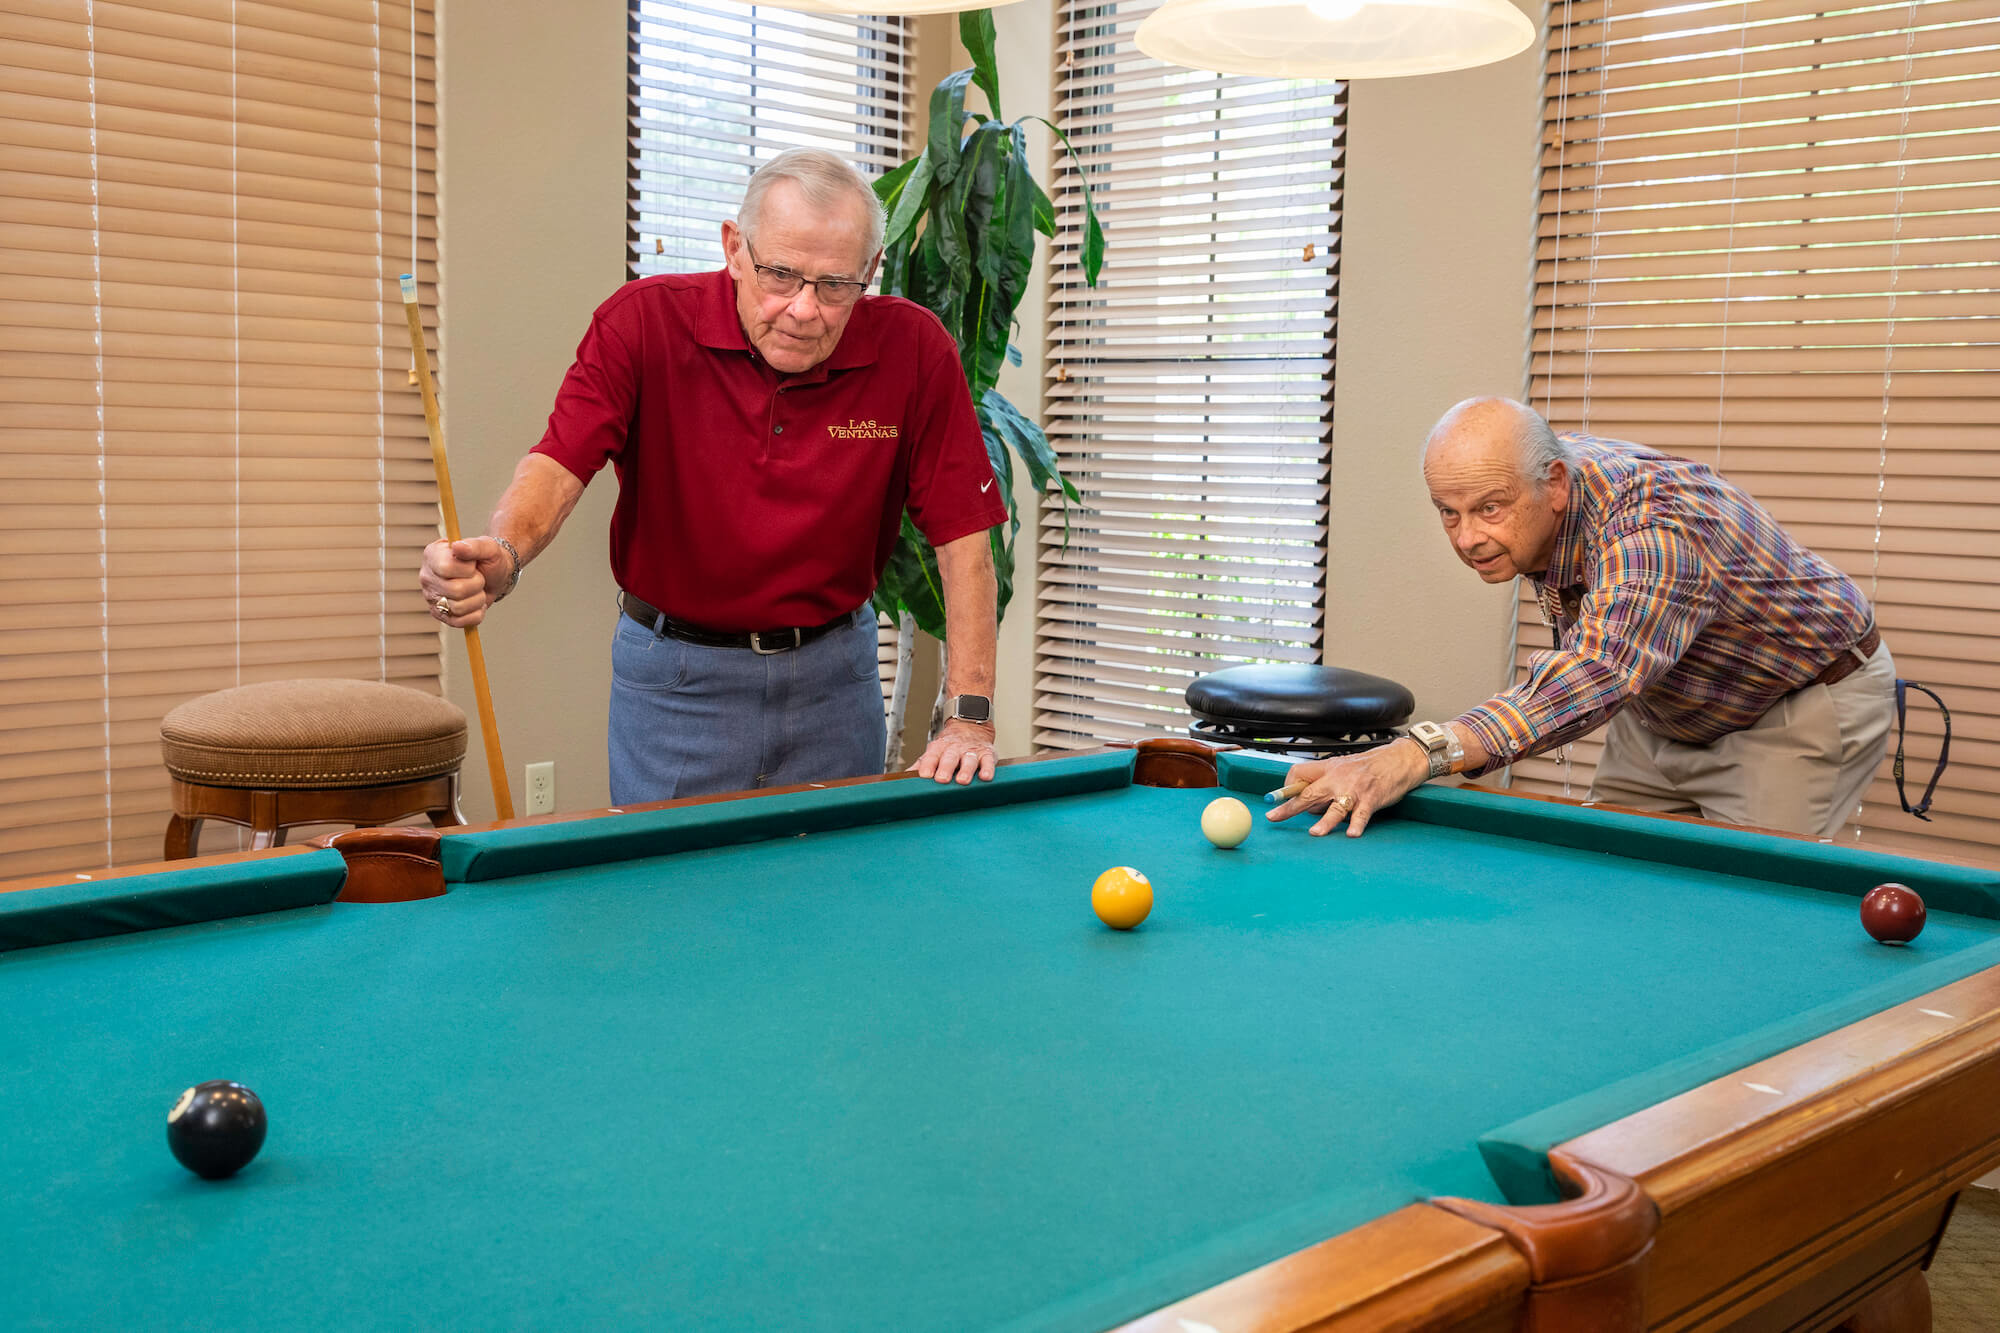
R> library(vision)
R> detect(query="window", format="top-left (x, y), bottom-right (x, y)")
top-left (0, 2), bottom-right (441, 878)
top-left (1038, 0), bottom-right (1343, 747)
top-left (627, 0), bottom-right (913, 279)
top-left (1525, 0), bottom-right (2000, 864)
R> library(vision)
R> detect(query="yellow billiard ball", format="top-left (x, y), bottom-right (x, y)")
top-left (1092, 866), bottom-right (1153, 930)
top-left (1201, 796), bottom-right (1253, 849)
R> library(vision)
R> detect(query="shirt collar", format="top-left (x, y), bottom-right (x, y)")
top-left (691, 267), bottom-right (882, 380)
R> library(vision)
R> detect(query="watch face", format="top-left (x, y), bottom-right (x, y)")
top-left (953, 695), bottom-right (992, 724)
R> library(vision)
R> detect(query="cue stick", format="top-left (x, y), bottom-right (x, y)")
top-left (400, 273), bottom-right (516, 820)
top-left (1264, 782), bottom-right (1307, 805)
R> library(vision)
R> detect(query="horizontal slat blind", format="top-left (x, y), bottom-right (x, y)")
top-left (627, 0), bottom-right (914, 736)
top-left (1522, 0), bottom-right (2000, 866)
top-left (1037, 0), bottom-right (1340, 748)
top-left (0, 0), bottom-right (442, 877)
top-left (627, 0), bottom-right (911, 277)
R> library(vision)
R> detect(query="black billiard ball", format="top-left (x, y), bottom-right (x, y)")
top-left (1860, 883), bottom-right (1926, 945)
top-left (166, 1081), bottom-right (267, 1179)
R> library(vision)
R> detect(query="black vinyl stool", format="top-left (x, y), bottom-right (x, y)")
top-left (1186, 664), bottom-right (1416, 758)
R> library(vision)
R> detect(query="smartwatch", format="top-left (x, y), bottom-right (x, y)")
top-left (1407, 721), bottom-right (1464, 780)
top-left (945, 694), bottom-right (993, 726)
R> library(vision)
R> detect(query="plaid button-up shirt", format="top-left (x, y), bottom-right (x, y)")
top-left (1454, 434), bottom-right (1876, 775)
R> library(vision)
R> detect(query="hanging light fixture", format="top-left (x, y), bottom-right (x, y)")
top-left (747, 0), bottom-right (1023, 14)
top-left (1136, 0), bottom-right (1534, 79)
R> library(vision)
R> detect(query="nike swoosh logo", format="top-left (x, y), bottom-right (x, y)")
top-left (980, 479), bottom-right (994, 493)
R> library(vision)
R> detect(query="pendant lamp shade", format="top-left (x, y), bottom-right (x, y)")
top-left (1135, 0), bottom-right (1534, 79)
top-left (740, 0), bottom-right (1022, 13)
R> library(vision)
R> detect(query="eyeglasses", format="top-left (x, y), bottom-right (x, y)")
top-left (744, 242), bottom-right (870, 309)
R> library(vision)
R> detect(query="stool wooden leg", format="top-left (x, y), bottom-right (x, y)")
top-left (249, 789), bottom-right (282, 850)
top-left (426, 771), bottom-right (466, 829)
top-left (164, 815), bottom-right (202, 861)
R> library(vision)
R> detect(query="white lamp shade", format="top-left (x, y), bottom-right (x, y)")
top-left (729, 0), bottom-right (1023, 14)
top-left (1135, 0), bottom-right (1535, 79)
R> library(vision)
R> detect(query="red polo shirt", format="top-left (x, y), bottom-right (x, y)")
top-left (532, 269), bottom-right (1006, 632)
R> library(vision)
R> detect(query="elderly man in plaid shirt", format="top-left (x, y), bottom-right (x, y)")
top-left (1271, 396), bottom-right (1895, 841)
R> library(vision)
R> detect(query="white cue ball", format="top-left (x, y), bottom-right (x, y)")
top-left (1201, 796), bottom-right (1253, 849)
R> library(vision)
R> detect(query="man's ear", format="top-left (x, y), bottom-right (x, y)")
top-left (1546, 459), bottom-right (1573, 513)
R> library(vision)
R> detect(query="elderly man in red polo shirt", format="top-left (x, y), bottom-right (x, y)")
top-left (419, 149), bottom-right (1008, 803)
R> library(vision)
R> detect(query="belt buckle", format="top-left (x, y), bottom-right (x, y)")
top-left (750, 628), bottom-right (799, 655)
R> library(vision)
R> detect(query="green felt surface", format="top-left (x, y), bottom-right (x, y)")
top-left (7, 763), bottom-right (2000, 1331)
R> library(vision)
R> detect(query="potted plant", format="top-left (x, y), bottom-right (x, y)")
top-left (871, 9), bottom-right (1105, 761)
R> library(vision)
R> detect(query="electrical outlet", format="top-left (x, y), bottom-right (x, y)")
top-left (525, 761), bottom-right (556, 816)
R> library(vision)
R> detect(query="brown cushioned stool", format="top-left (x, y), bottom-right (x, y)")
top-left (161, 679), bottom-right (468, 859)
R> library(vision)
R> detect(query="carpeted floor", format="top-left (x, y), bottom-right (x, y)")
top-left (1931, 1186), bottom-right (2000, 1331)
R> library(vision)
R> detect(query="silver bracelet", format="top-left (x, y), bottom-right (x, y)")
top-left (493, 536), bottom-right (523, 602)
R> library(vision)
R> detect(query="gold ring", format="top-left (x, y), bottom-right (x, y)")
top-left (434, 596), bottom-right (450, 616)
top-left (1332, 793), bottom-right (1355, 812)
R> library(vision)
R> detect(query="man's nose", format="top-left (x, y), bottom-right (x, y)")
top-left (1455, 519), bottom-right (1487, 552)
top-left (784, 284), bottom-right (823, 322)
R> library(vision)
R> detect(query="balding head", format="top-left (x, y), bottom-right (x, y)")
top-left (1421, 397), bottom-right (1574, 583)
top-left (1423, 397), bottom-right (1570, 490)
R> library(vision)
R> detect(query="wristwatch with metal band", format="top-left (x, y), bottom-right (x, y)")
top-left (1408, 721), bottom-right (1464, 780)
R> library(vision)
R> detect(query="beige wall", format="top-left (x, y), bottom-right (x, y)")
top-left (437, 0), bottom-right (629, 821)
top-left (434, 0), bottom-right (1543, 816)
top-left (1324, 6), bottom-right (1545, 723)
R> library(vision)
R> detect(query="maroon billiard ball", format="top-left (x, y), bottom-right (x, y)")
top-left (1860, 883), bottom-right (1926, 945)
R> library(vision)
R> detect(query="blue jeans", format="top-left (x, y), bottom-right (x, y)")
top-left (607, 606), bottom-right (888, 805)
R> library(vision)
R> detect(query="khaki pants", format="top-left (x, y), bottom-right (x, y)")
top-left (1587, 643), bottom-right (1897, 839)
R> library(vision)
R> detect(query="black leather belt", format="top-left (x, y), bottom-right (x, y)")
top-left (1814, 626), bottom-right (1882, 689)
top-left (620, 592), bottom-right (849, 655)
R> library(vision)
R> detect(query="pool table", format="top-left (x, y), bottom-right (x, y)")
top-left (5, 739), bottom-right (2000, 1332)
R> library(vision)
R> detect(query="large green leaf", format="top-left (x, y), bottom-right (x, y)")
top-left (927, 70), bottom-right (976, 188)
top-left (873, 513), bottom-right (947, 639)
top-left (878, 149), bottom-right (933, 251)
top-left (1031, 116), bottom-right (1104, 285)
top-left (1029, 175), bottom-right (1055, 238)
top-left (960, 9), bottom-right (1002, 121)
top-left (983, 421), bottom-right (1021, 618)
top-left (981, 390), bottom-right (1078, 504)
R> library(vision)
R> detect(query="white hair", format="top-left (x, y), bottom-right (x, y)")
top-left (738, 149), bottom-right (886, 264)
top-left (1517, 410), bottom-right (1575, 490)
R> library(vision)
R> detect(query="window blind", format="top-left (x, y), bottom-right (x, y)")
top-left (1523, 0), bottom-right (2000, 865)
top-left (627, 0), bottom-right (912, 279)
top-left (0, 0), bottom-right (441, 878)
top-left (1037, 0), bottom-right (1341, 748)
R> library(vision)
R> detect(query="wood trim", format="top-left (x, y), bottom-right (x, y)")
top-left (0, 844), bottom-right (319, 897)
top-left (1112, 1203), bottom-right (1530, 1333)
top-left (1559, 966), bottom-right (2000, 1330)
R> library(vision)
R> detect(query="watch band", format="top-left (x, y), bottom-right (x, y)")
top-left (1408, 721), bottom-right (1464, 780)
